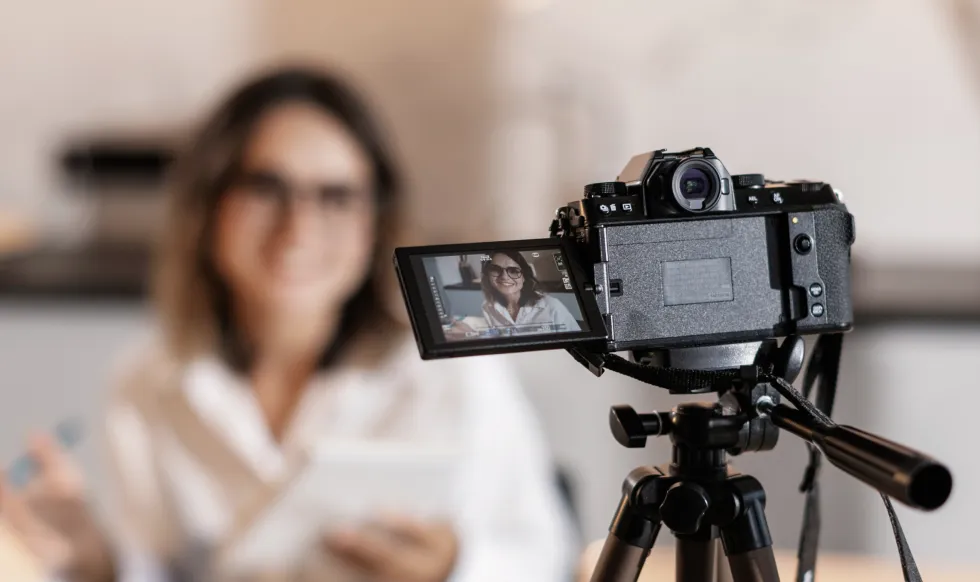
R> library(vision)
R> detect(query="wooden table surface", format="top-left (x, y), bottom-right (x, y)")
top-left (577, 540), bottom-right (980, 582)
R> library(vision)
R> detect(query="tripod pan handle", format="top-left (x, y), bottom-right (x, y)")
top-left (768, 405), bottom-right (952, 511)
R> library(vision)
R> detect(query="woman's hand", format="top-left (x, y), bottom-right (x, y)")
top-left (0, 434), bottom-right (115, 582)
top-left (442, 321), bottom-right (477, 341)
top-left (324, 515), bottom-right (458, 582)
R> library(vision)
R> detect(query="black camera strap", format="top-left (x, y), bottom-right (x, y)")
top-left (578, 337), bottom-right (924, 582)
top-left (794, 333), bottom-right (838, 582)
top-left (766, 334), bottom-right (922, 582)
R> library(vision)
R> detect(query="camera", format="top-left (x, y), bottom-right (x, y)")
top-left (394, 147), bottom-right (855, 359)
top-left (396, 149), bottom-right (953, 582)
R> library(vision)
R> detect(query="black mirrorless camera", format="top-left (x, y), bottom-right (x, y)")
top-left (394, 147), bottom-right (855, 359)
top-left (396, 150), bottom-right (955, 582)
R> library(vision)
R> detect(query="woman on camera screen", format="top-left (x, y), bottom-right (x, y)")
top-left (480, 251), bottom-right (581, 335)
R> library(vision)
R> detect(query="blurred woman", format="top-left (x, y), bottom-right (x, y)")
top-left (0, 67), bottom-right (575, 582)
top-left (480, 251), bottom-right (581, 334)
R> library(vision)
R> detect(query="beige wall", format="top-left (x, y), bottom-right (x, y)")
top-left (8, 0), bottom-right (977, 254)
top-left (0, 0), bottom-right (264, 237)
top-left (253, 0), bottom-right (501, 242)
top-left (492, 0), bottom-right (980, 265)
top-left (0, 0), bottom-right (503, 241)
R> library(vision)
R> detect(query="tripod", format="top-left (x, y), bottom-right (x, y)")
top-left (592, 400), bottom-right (779, 582)
top-left (584, 336), bottom-right (953, 582)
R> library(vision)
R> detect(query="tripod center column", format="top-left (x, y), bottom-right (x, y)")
top-left (669, 402), bottom-right (734, 477)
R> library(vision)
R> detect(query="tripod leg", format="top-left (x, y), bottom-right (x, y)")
top-left (589, 476), bottom-right (665, 582)
top-left (716, 540), bottom-right (734, 582)
top-left (676, 529), bottom-right (719, 582)
top-left (720, 476), bottom-right (781, 582)
top-left (727, 548), bottom-right (780, 582)
top-left (590, 531), bottom-right (658, 582)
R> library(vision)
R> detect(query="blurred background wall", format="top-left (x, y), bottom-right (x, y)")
top-left (1, 0), bottom-right (978, 568)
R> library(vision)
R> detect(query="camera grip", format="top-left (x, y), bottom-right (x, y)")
top-left (812, 208), bottom-right (855, 327)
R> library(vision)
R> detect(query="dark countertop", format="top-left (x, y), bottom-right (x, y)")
top-left (0, 244), bottom-right (150, 303)
top-left (1, 245), bottom-right (978, 326)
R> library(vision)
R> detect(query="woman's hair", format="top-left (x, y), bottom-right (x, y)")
top-left (480, 251), bottom-right (544, 308)
top-left (155, 65), bottom-right (403, 369)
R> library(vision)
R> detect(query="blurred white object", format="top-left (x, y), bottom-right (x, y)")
top-left (217, 442), bottom-right (458, 574)
top-left (102, 335), bottom-right (577, 581)
top-left (0, 520), bottom-right (45, 582)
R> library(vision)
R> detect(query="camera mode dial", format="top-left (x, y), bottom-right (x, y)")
top-left (733, 174), bottom-right (765, 188)
top-left (585, 181), bottom-right (627, 198)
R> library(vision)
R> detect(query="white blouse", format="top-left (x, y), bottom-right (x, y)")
top-left (481, 294), bottom-right (582, 334)
top-left (99, 334), bottom-right (577, 582)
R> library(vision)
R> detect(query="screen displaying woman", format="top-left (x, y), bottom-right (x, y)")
top-left (480, 251), bottom-right (581, 334)
top-left (436, 248), bottom-right (586, 341)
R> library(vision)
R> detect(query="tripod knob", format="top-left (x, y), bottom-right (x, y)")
top-left (660, 482), bottom-right (710, 535)
top-left (610, 405), bottom-right (669, 448)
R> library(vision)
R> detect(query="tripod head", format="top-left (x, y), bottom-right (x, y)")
top-left (584, 335), bottom-right (953, 582)
top-left (596, 335), bottom-right (952, 511)
top-left (611, 336), bottom-right (805, 455)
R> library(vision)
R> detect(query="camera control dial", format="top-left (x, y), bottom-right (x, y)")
top-left (584, 181), bottom-right (627, 198)
top-left (733, 174), bottom-right (765, 188)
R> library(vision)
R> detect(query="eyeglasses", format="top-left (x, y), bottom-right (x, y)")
top-left (487, 265), bottom-right (523, 279)
top-left (231, 169), bottom-right (370, 212)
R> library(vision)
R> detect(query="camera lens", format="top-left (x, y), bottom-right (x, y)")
top-left (671, 161), bottom-right (718, 212)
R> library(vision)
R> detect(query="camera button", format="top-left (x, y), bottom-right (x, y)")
top-left (794, 234), bottom-right (813, 254)
top-left (809, 283), bottom-right (823, 297)
top-left (721, 178), bottom-right (731, 195)
top-left (811, 303), bottom-right (825, 317)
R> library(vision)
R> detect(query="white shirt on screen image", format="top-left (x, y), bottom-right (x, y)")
top-left (481, 294), bottom-right (582, 334)
top-left (91, 333), bottom-right (577, 582)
